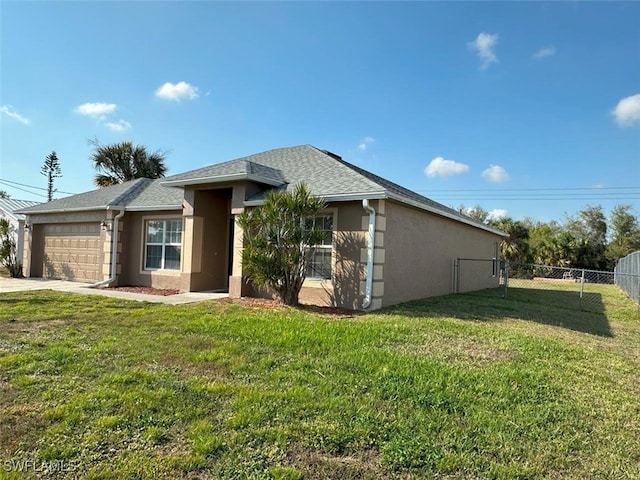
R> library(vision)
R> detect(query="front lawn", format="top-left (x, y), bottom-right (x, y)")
top-left (0, 287), bottom-right (638, 479)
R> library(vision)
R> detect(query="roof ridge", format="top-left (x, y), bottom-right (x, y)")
top-left (108, 178), bottom-right (150, 206)
top-left (306, 145), bottom-right (388, 192)
top-left (312, 147), bottom-right (489, 229)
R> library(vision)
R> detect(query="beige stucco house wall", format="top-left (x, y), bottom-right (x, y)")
top-left (17, 145), bottom-right (505, 311)
top-left (383, 200), bottom-right (500, 306)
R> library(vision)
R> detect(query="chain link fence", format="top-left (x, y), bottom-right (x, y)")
top-left (454, 258), bottom-right (640, 314)
top-left (614, 251), bottom-right (640, 305)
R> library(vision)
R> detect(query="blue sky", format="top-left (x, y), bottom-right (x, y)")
top-left (1, 1), bottom-right (639, 223)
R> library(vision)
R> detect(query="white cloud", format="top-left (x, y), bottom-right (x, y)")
top-left (104, 119), bottom-right (132, 132)
top-left (468, 32), bottom-right (499, 69)
top-left (533, 46), bottom-right (556, 59)
top-left (481, 164), bottom-right (510, 183)
top-left (0, 105), bottom-right (30, 125)
top-left (612, 93), bottom-right (640, 127)
top-left (424, 157), bottom-right (470, 178)
top-left (357, 136), bottom-right (375, 151)
top-left (155, 81), bottom-right (199, 101)
top-left (75, 102), bottom-right (117, 118)
top-left (488, 208), bottom-right (508, 220)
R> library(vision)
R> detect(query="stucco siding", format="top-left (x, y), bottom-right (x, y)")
top-left (297, 201), bottom-right (368, 309)
top-left (189, 189), bottom-right (231, 292)
top-left (328, 201), bottom-right (368, 310)
top-left (383, 200), bottom-right (501, 306)
top-left (244, 201), bottom-right (368, 309)
top-left (118, 210), bottom-right (183, 290)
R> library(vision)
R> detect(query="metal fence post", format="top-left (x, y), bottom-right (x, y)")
top-left (452, 258), bottom-right (457, 294)
top-left (580, 269), bottom-right (585, 309)
top-left (504, 261), bottom-right (509, 299)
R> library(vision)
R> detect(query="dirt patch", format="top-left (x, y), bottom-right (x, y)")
top-left (1, 318), bottom-right (68, 334)
top-left (102, 286), bottom-right (180, 296)
top-left (0, 402), bottom-right (46, 456)
top-left (287, 448), bottom-right (388, 479)
top-left (395, 338), bottom-right (518, 366)
top-left (217, 297), bottom-right (361, 319)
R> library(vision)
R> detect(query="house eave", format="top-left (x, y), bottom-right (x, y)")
top-left (162, 173), bottom-right (284, 188)
top-left (0, 211), bottom-right (21, 222)
top-left (125, 205), bottom-right (182, 212)
top-left (17, 205), bottom-right (108, 215)
top-left (243, 191), bottom-right (387, 207)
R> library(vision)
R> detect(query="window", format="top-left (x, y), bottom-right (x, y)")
top-left (144, 219), bottom-right (182, 270)
top-left (304, 214), bottom-right (334, 280)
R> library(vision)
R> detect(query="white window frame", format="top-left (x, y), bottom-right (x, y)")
top-left (304, 209), bottom-right (337, 283)
top-left (142, 216), bottom-right (183, 272)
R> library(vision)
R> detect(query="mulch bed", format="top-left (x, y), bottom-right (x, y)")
top-left (103, 286), bottom-right (180, 296)
top-left (103, 287), bottom-right (361, 318)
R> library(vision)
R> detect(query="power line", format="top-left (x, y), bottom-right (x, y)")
top-left (418, 186), bottom-right (640, 193)
top-left (0, 178), bottom-right (78, 196)
top-left (0, 180), bottom-right (48, 198)
top-left (433, 197), bottom-right (640, 201)
top-left (432, 192), bottom-right (640, 199)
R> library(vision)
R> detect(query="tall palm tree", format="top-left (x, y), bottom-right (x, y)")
top-left (90, 140), bottom-right (168, 187)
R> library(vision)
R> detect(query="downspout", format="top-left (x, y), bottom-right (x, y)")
top-left (361, 199), bottom-right (376, 309)
top-left (91, 207), bottom-right (125, 288)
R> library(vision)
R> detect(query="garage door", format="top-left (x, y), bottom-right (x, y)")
top-left (42, 223), bottom-right (102, 282)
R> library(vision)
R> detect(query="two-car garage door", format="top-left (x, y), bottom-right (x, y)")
top-left (40, 223), bottom-right (102, 282)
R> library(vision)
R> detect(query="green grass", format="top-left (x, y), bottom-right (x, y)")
top-left (0, 286), bottom-right (639, 479)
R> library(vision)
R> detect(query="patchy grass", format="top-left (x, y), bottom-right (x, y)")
top-left (0, 287), bottom-right (639, 479)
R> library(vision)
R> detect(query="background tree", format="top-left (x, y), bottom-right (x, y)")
top-left (488, 216), bottom-right (532, 264)
top-left (90, 139), bottom-right (168, 187)
top-left (565, 205), bottom-right (608, 269)
top-left (40, 151), bottom-right (62, 202)
top-left (459, 204), bottom-right (489, 224)
top-left (529, 222), bottom-right (560, 265)
top-left (472, 203), bottom-right (639, 270)
top-left (0, 218), bottom-right (22, 277)
top-left (607, 205), bottom-right (640, 263)
top-left (0, 190), bottom-right (9, 199)
top-left (237, 184), bottom-right (328, 306)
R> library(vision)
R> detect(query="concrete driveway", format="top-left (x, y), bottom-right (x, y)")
top-left (0, 277), bottom-right (228, 305)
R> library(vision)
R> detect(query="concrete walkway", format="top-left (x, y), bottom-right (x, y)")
top-left (0, 277), bottom-right (228, 305)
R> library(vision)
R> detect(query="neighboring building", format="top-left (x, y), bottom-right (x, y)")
top-left (0, 198), bottom-right (40, 268)
top-left (17, 145), bottom-right (504, 310)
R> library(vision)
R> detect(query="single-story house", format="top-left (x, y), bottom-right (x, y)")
top-left (0, 197), bottom-right (40, 268)
top-left (17, 145), bottom-right (504, 310)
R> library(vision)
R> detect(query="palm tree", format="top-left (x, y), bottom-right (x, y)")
top-left (90, 140), bottom-right (168, 187)
top-left (489, 217), bottom-right (531, 264)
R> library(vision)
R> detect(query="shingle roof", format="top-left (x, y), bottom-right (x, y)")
top-left (163, 145), bottom-right (499, 234)
top-left (0, 198), bottom-right (41, 221)
top-left (162, 159), bottom-right (286, 187)
top-left (15, 145), bottom-right (502, 235)
top-left (163, 145), bottom-right (385, 198)
top-left (16, 178), bottom-right (182, 214)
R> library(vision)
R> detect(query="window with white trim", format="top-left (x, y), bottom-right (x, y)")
top-left (144, 219), bottom-right (182, 270)
top-left (304, 214), bottom-right (334, 280)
